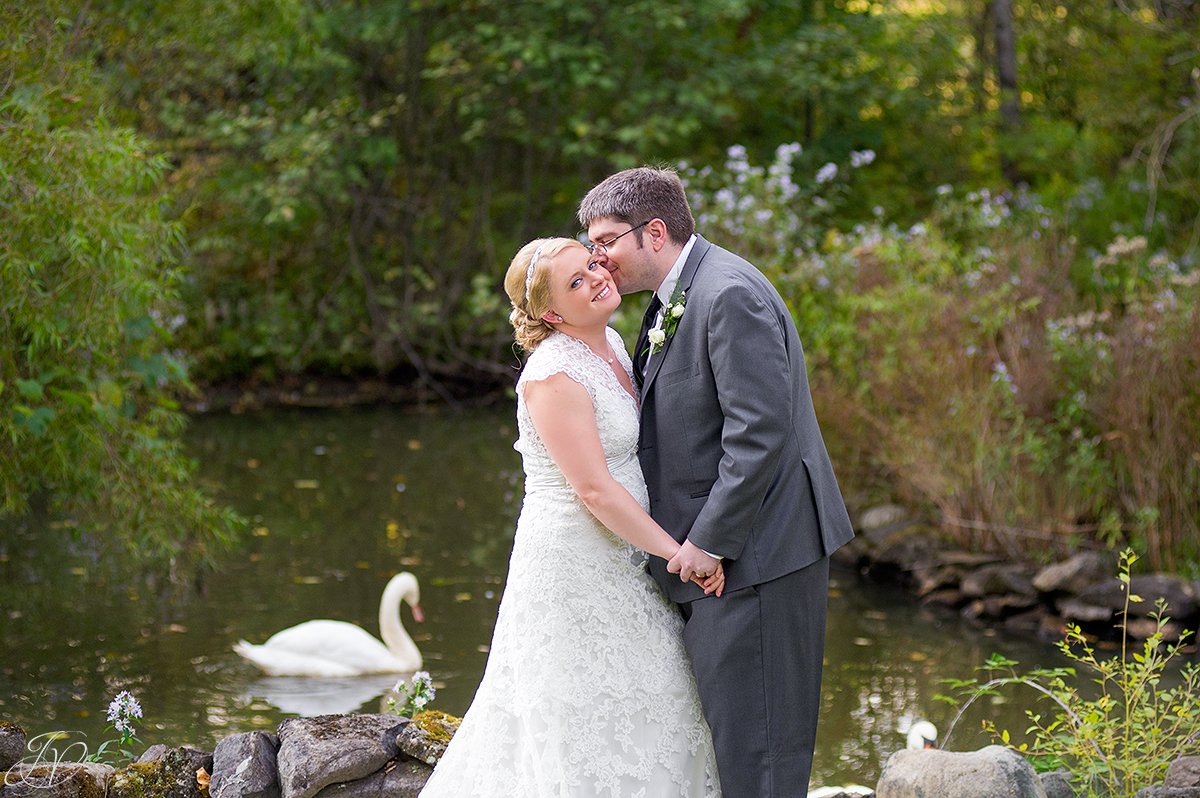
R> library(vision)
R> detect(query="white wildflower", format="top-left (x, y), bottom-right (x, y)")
top-left (815, 162), bottom-right (838, 184)
top-left (849, 149), bottom-right (875, 167)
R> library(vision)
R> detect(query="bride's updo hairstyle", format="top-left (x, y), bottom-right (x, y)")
top-left (505, 237), bottom-right (581, 352)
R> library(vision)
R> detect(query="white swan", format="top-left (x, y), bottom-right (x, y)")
top-left (807, 721), bottom-right (941, 797)
top-left (906, 720), bottom-right (939, 750)
top-left (234, 572), bottom-right (423, 677)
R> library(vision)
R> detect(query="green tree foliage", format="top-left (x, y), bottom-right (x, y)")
top-left (78, 0), bottom-right (1193, 391)
top-left (0, 5), bottom-right (242, 571)
top-left (82, 0), bottom-right (968, 387)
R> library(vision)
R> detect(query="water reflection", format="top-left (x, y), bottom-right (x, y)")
top-left (241, 675), bottom-right (399, 717)
top-left (0, 405), bottom-right (1066, 787)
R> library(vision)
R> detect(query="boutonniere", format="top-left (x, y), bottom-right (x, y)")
top-left (645, 288), bottom-right (686, 356)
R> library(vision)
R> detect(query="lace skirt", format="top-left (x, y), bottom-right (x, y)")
top-left (419, 479), bottom-right (721, 797)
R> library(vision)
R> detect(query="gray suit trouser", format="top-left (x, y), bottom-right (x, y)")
top-left (679, 557), bottom-right (830, 797)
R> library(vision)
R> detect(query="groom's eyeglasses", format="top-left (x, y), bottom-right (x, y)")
top-left (584, 220), bottom-right (651, 255)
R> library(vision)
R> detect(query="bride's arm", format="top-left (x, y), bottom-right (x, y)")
top-left (524, 373), bottom-right (682, 561)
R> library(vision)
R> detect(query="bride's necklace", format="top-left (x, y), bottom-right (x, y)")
top-left (581, 337), bottom-right (616, 364)
top-left (563, 331), bottom-right (616, 364)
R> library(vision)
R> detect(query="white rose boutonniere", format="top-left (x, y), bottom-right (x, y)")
top-left (644, 288), bottom-right (686, 356)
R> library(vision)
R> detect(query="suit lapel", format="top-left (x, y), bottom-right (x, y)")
top-left (640, 236), bottom-right (712, 400)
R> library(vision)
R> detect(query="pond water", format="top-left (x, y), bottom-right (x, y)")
top-left (0, 405), bottom-right (1069, 789)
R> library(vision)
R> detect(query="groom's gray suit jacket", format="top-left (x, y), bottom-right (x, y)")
top-left (638, 236), bottom-right (855, 602)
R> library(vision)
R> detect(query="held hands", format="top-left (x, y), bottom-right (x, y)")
top-left (669, 539), bottom-right (724, 597)
top-left (690, 564), bottom-right (725, 597)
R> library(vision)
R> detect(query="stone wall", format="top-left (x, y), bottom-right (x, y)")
top-left (0, 712), bottom-right (454, 798)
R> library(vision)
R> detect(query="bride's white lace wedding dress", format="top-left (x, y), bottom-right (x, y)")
top-left (419, 328), bottom-right (720, 797)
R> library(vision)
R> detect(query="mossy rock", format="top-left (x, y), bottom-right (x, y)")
top-left (111, 747), bottom-right (213, 798)
top-left (1, 762), bottom-right (115, 798)
top-left (0, 721), bottom-right (28, 771)
top-left (395, 711), bottom-right (460, 765)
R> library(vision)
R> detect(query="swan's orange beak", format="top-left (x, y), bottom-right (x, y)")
top-left (410, 603), bottom-right (425, 623)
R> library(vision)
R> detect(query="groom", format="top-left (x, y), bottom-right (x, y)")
top-left (579, 167), bottom-right (855, 796)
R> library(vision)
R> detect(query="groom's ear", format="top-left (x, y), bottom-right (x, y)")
top-left (646, 219), bottom-right (668, 252)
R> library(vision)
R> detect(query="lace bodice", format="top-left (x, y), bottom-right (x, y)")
top-left (419, 327), bottom-right (720, 797)
top-left (514, 328), bottom-right (639, 486)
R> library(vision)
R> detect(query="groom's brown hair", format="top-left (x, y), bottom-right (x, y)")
top-left (578, 167), bottom-right (696, 247)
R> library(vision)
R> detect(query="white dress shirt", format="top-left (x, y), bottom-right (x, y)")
top-left (646, 234), bottom-right (698, 366)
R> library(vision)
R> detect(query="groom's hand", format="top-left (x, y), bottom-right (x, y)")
top-left (667, 540), bottom-right (721, 584)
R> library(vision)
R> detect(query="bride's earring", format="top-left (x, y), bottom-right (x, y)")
top-left (543, 312), bottom-right (563, 324)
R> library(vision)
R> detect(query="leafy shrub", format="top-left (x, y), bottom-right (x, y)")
top-left (939, 550), bottom-right (1200, 797)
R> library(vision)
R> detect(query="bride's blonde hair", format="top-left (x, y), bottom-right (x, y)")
top-left (504, 237), bottom-right (583, 352)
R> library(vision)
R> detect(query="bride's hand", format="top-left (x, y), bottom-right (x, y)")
top-left (691, 561), bottom-right (725, 598)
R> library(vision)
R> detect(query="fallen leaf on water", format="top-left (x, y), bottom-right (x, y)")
top-left (246, 459), bottom-right (260, 469)
top-left (355, 560), bottom-right (371, 569)
top-left (853, 637), bottom-right (872, 647)
top-left (386, 521), bottom-right (400, 539)
top-left (477, 645), bottom-right (490, 653)
top-left (454, 592), bottom-right (472, 602)
top-left (398, 556), bottom-right (422, 566)
top-left (294, 575), bottom-right (323, 584)
top-left (164, 624), bottom-right (188, 633)
top-left (909, 651), bottom-right (928, 662)
top-left (407, 440), bottom-right (422, 450)
top-left (294, 479), bottom-right (319, 489)
top-left (252, 526), bottom-right (270, 537)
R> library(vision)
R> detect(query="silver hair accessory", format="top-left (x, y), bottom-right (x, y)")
top-left (524, 242), bottom-right (547, 297)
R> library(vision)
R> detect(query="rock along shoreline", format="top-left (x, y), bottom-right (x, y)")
top-left (835, 504), bottom-right (1200, 647)
top-left (5, 716), bottom-right (1198, 798)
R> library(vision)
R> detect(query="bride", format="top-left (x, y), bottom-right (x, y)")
top-left (418, 238), bottom-right (723, 797)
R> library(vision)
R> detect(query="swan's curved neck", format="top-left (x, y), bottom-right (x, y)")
top-left (379, 578), bottom-right (420, 665)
